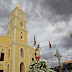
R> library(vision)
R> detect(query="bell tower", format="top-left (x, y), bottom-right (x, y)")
top-left (8, 3), bottom-right (28, 45)
top-left (7, 3), bottom-right (29, 72)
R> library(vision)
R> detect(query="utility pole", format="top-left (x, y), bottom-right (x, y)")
top-left (54, 49), bottom-right (62, 72)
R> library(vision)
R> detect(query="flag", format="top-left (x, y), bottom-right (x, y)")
top-left (36, 56), bottom-right (40, 60)
top-left (34, 35), bottom-right (36, 46)
top-left (49, 41), bottom-right (51, 48)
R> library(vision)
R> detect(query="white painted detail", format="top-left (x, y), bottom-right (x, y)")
top-left (28, 48), bottom-right (30, 65)
top-left (13, 9), bottom-right (17, 72)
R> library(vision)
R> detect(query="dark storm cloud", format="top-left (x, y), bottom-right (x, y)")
top-left (0, 8), bottom-right (10, 18)
top-left (42, 0), bottom-right (72, 15)
top-left (0, 0), bottom-right (13, 18)
top-left (0, 0), bottom-right (13, 35)
top-left (24, 0), bottom-right (42, 21)
top-left (60, 32), bottom-right (72, 48)
top-left (41, 0), bottom-right (72, 21)
top-left (23, 0), bottom-right (72, 24)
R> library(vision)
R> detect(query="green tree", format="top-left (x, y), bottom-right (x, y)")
top-left (67, 63), bottom-right (72, 70)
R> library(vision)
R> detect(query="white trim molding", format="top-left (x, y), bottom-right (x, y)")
top-left (0, 42), bottom-right (30, 48)
top-left (0, 44), bottom-right (7, 47)
top-left (7, 26), bottom-right (28, 34)
top-left (10, 7), bottom-right (26, 17)
top-left (13, 9), bottom-right (17, 72)
top-left (28, 48), bottom-right (30, 65)
top-left (9, 16), bottom-right (26, 25)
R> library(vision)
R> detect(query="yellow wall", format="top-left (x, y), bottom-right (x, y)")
top-left (0, 36), bottom-right (9, 45)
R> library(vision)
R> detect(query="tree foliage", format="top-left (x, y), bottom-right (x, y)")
top-left (28, 60), bottom-right (55, 72)
top-left (67, 63), bottom-right (72, 70)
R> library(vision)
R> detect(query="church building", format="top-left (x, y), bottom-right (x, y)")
top-left (0, 3), bottom-right (36, 72)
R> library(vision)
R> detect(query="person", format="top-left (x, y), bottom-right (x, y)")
top-left (63, 62), bottom-right (68, 72)
top-left (56, 67), bottom-right (59, 72)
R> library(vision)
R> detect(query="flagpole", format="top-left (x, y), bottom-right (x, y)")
top-left (49, 41), bottom-right (54, 70)
top-left (50, 48), bottom-right (54, 69)
top-left (34, 34), bottom-right (36, 49)
top-left (35, 45), bottom-right (36, 49)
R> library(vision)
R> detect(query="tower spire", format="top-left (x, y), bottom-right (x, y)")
top-left (15, 2), bottom-right (23, 11)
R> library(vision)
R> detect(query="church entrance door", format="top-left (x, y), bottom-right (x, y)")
top-left (0, 70), bottom-right (3, 72)
top-left (20, 62), bottom-right (25, 72)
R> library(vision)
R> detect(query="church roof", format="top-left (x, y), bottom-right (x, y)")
top-left (62, 60), bottom-right (72, 64)
top-left (15, 2), bottom-right (23, 11)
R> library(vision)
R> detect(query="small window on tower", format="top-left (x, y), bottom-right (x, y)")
top-left (8, 49), bottom-right (10, 59)
top-left (20, 22), bottom-right (23, 27)
top-left (7, 64), bottom-right (10, 72)
top-left (12, 15), bottom-right (14, 17)
top-left (11, 22), bottom-right (13, 27)
top-left (32, 58), bottom-right (34, 61)
top-left (0, 49), bottom-right (5, 61)
top-left (20, 48), bottom-right (24, 58)
top-left (19, 13), bottom-right (23, 18)
top-left (10, 33), bottom-right (11, 39)
top-left (20, 32), bottom-right (23, 39)
top-left (10, 33), bottom-right (12, 40)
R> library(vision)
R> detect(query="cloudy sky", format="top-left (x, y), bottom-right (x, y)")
top-left (0, 0), bottom-right (72, 67)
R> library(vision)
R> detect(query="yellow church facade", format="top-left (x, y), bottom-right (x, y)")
top-left (0, 3), bottom-right (35, 72)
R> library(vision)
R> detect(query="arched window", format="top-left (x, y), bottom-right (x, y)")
top-left (0, 64), bottom-right (4, 72)
top-left (8, 49), bottom-right (10, 59)
top-left (0, 49), bottom-right (5, 61)
top-left (20, 32), bottom-right (23, 39)
top-left (19, 13), bottom-right (23, 18)
top-left (11, 22), bottom-right (13, 27)
top-left (20, 48), bottom-right (24, 58)
top-left (7, 64), bottom-right (10, 72)
top-left (32, 55), bottom-right (34, 61)
top-left (10, 33), bottom-right (12, 39)
top-left (20, 62), bottom-right (25, 72)
top-left (32, 58), bottom-right (34, 61)
top-left (12, 15), bottom-right (14, 17)
top-left (20, 22), bottom-right (23, 27)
